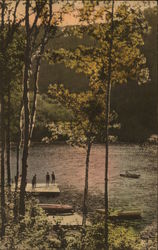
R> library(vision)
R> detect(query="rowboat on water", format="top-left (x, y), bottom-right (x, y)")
top-left (120, 171), bottom-right (140, 179)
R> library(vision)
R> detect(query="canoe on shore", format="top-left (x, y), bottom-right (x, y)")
top-left (96, 209), bottom-right (142, 220)
top-left (39, 204), bottom-right (74, 214)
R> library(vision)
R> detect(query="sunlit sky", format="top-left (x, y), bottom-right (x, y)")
top-left (14, 1), bottom-right (157, 26)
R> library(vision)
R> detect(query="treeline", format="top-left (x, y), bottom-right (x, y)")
top-left (32, 7), bottom-right (157, 143)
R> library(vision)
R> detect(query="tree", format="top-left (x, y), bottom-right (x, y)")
top-left (48, 84), bottom-right (119, 228)
top-left (0, 0), bottom-right (6, 237)
top-left (104, 1), bottom-right (114, 248)
top-left (19, 0), bottom-right (67, 217)
top-left (0, 0), bottom-right (23, 237)
top-left (5, 30), bottom-right (24, 187)
top-left (19, 0), bottom-right (51, 217)
top-left (48, 1), bottom-right (149, 248)
top-left (78, 2), bottom-right (149, 248)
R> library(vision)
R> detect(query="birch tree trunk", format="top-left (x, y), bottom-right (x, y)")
top-left (13, 142), bottom-right (20, 221)
top-left (104, 0), bottom-right (114, 249)
top-left (82, 142), bottom-right (91, 226)
top-left (29, 0), bottom-right (53, 142)
top-left (19, 0), bottom-right (31, 217)
top-left (29, 55), bottom-right (42, 142)
top-left (15, 142), bottom-right (20, 189)
top-left (0, 93), bottom-right (6, 238)
top-left (6, 83), bottom-right (11, 187)
top-left (14, 102), bottom-right (23, 221)
top-left (0, 0), bottom-right (6, 238)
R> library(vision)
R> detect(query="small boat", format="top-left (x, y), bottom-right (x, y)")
top-left (39, 204), bottom-right (74, 214)
top-left (120, 171), bottom-right (140, 179)
top-left (96, 209), bottom-right (142, 220)
top-left (116, 211), bottom-right (142, 219)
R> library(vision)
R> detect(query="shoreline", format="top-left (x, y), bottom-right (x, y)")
top-left (8, 141), bottom-right (158, 148)
top-left (38, 184), bottom-right (156, 230)
top-left (38, 185), bottom-right (157, 249)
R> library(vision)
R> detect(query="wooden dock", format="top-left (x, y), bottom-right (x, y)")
top-left (11, 183), bottom-right (60, 197)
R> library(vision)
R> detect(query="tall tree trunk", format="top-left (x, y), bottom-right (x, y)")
top-left (0, 0), bottom-right (6, 238)
top-left (15, 102), bottom-right (23, 190)
top-left (15, 142), bottom-right (20, 190)
top-left (6, 83), bottom-right (11, 187)
top-left (104, 0), bottom-right (114, 249)
top-left (19, 0), bottom-right (30, 217)
top-left (29, 0), bottom-right (53, 142)
top-left (14, 102), bottom-right (23, 221)
top-left (82, 142), bottom-right (91, 226)
top-left (0, 94), bottom-right (6, 238)
top-left (29, 56), bottom-right (41, 142)
top-left (13, 142), bottom-right (20, 221)
top-left (19, 70), bottom-right (30, 217)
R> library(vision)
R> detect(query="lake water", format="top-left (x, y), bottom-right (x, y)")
top-left (10, 144), bottom-right (157, 224)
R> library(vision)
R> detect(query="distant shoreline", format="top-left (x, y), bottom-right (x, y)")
top-left (8, 140), bottom-right (158, 148)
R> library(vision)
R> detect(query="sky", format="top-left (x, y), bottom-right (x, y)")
top-left (12, 0), bottom-right (157, 26)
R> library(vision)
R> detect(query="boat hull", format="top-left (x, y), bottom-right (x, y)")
top-left (120, 174), bottom-right (140, 179)
top-left (39, 204), bottom-right (74, 214)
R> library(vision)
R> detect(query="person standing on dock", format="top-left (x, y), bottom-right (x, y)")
top-left (14, 175), bottom-right (17, 184)
top-left (46, 172), bottom-right (50, 187)
top-left (32, 174), bottom-right (37, 189)
top-left (51, 171), bottom-right (55, 184)
top-left (34, 174), bottom-right (37, 188)
top-left (32, 176), bottom-right (35, 189)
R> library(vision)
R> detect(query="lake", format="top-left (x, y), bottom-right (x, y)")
top-left (10, 143), bottom-right (157, 225)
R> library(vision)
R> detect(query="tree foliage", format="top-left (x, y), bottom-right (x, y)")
top-left (48, 3), bottom-right (149, 89)
top-left (48, 84), bottom-right (119, 145)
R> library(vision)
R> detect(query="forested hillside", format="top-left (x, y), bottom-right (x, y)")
top-left (34, 7), bottom-right (157, 143)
